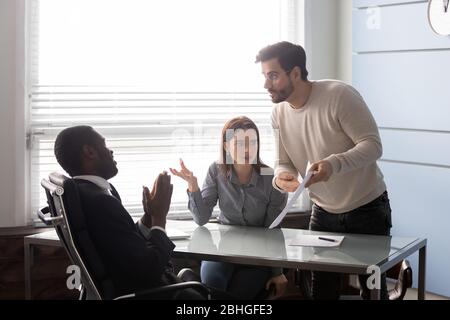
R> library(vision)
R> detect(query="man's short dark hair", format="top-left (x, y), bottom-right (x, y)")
top-left (255, 41), bottom-right (309, 81)
top-left (54, 125), bottom-right (101, 176)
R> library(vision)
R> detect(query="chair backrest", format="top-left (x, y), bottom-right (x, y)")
top-left (40, 172), bottom-right (116, 299)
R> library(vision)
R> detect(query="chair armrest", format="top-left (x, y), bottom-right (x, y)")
top-left (37, 206), bottom-right (63, 225)
top-left (113, 281), bottom-right (211, 300)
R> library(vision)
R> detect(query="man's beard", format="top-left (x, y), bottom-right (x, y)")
top-left (269, 81), bottom-right (294, 103)
top-left (97, 159), bottom-right (118, 180)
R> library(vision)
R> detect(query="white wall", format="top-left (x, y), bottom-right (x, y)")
top-left (305, 0), bottom-right (338, 80)
top-left (305, 0), bottom-right (352, 82)
top-left (337, 0), bottom-right (352, 83)
top-left (352, 0), bottom-right (450, 297)
top-left (0, 0), bottom-right (16, 227)
top-left (0, 0), bottom-right (28, 228)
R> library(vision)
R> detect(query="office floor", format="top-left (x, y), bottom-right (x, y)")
top-left (385, 280), bottom-right (449, 300)
top-left (397, 286), bottom-right (449, 300)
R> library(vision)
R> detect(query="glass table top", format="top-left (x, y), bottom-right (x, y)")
top-left (171, 221), bottom-right (420, 270)
top-left (28, 219), bottom-right (422, 272)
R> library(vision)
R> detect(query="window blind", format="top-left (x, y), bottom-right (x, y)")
top-left (29, 87), bottom-right (277, 217)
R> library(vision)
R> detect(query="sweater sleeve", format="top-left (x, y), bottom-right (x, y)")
top-left (324, 85), bottom-right (383, 175)
top-left (271, 106), bottom-right (298, 190)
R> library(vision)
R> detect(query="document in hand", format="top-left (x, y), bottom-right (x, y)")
top-left (269, 171), bottom-right (313, 229)
top-left (289, 235), bottom-right (345, 247)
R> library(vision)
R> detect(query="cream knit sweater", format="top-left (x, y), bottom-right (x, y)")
top-left (271, 80), bottom-right (386, 213)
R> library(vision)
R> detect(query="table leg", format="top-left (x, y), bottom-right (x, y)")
top-left (24, 240), bottom-right (34, 300)
top-left (418, 245), bottom-right (426, 300)
top-left (370, 288), bottom-right (380, 300)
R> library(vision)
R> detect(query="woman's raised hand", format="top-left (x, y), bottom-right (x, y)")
top-left (169, 158), bottom-right (200, 192)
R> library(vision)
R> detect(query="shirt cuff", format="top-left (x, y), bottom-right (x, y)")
top-left (187, 189), bottom-right (201, 197)
top-left (137, 219), bottom-right (151, 239)
top-left (138, 219), bottom-right (166, 240)
top-left (272, 176), bottom-right (287, 193)
top-left (187, 189), bottom-right (202, 207)
top-left (151, 226), bottom-right (167, 234)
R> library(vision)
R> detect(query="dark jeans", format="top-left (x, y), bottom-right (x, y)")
top-left (200, 261), bottom-right (270, 299)
top-left (309, 191), bottom-right (392, 300)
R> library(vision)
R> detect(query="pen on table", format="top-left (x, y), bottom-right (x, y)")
top-left (318, 236), bottom-right (336, 242)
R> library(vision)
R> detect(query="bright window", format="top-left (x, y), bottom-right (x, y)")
top-left (28, 0), bottom-right (303, 219)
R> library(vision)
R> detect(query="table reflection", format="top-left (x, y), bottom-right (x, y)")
top-left (188, 224), bottom-right (287, 260)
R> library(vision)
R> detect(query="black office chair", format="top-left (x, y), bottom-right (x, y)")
top-left (38, 172), bottom-right (210, 300)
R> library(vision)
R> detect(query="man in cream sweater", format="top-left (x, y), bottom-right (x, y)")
top-left (255, 41), bottom-right (392, 300)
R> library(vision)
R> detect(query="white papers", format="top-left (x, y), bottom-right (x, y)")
top-left (289, 235), bottom-right (344, 247)
top-left (167, 228), bottom-right (190, 240)
top-left (269, 171), bottom-right (313, 229)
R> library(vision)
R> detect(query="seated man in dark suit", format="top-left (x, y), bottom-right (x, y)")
top-left (54, 125), bottom-right (216, 299)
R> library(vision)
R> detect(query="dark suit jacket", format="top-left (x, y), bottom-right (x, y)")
top-left (74, 179), bottom-right (178, 296)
